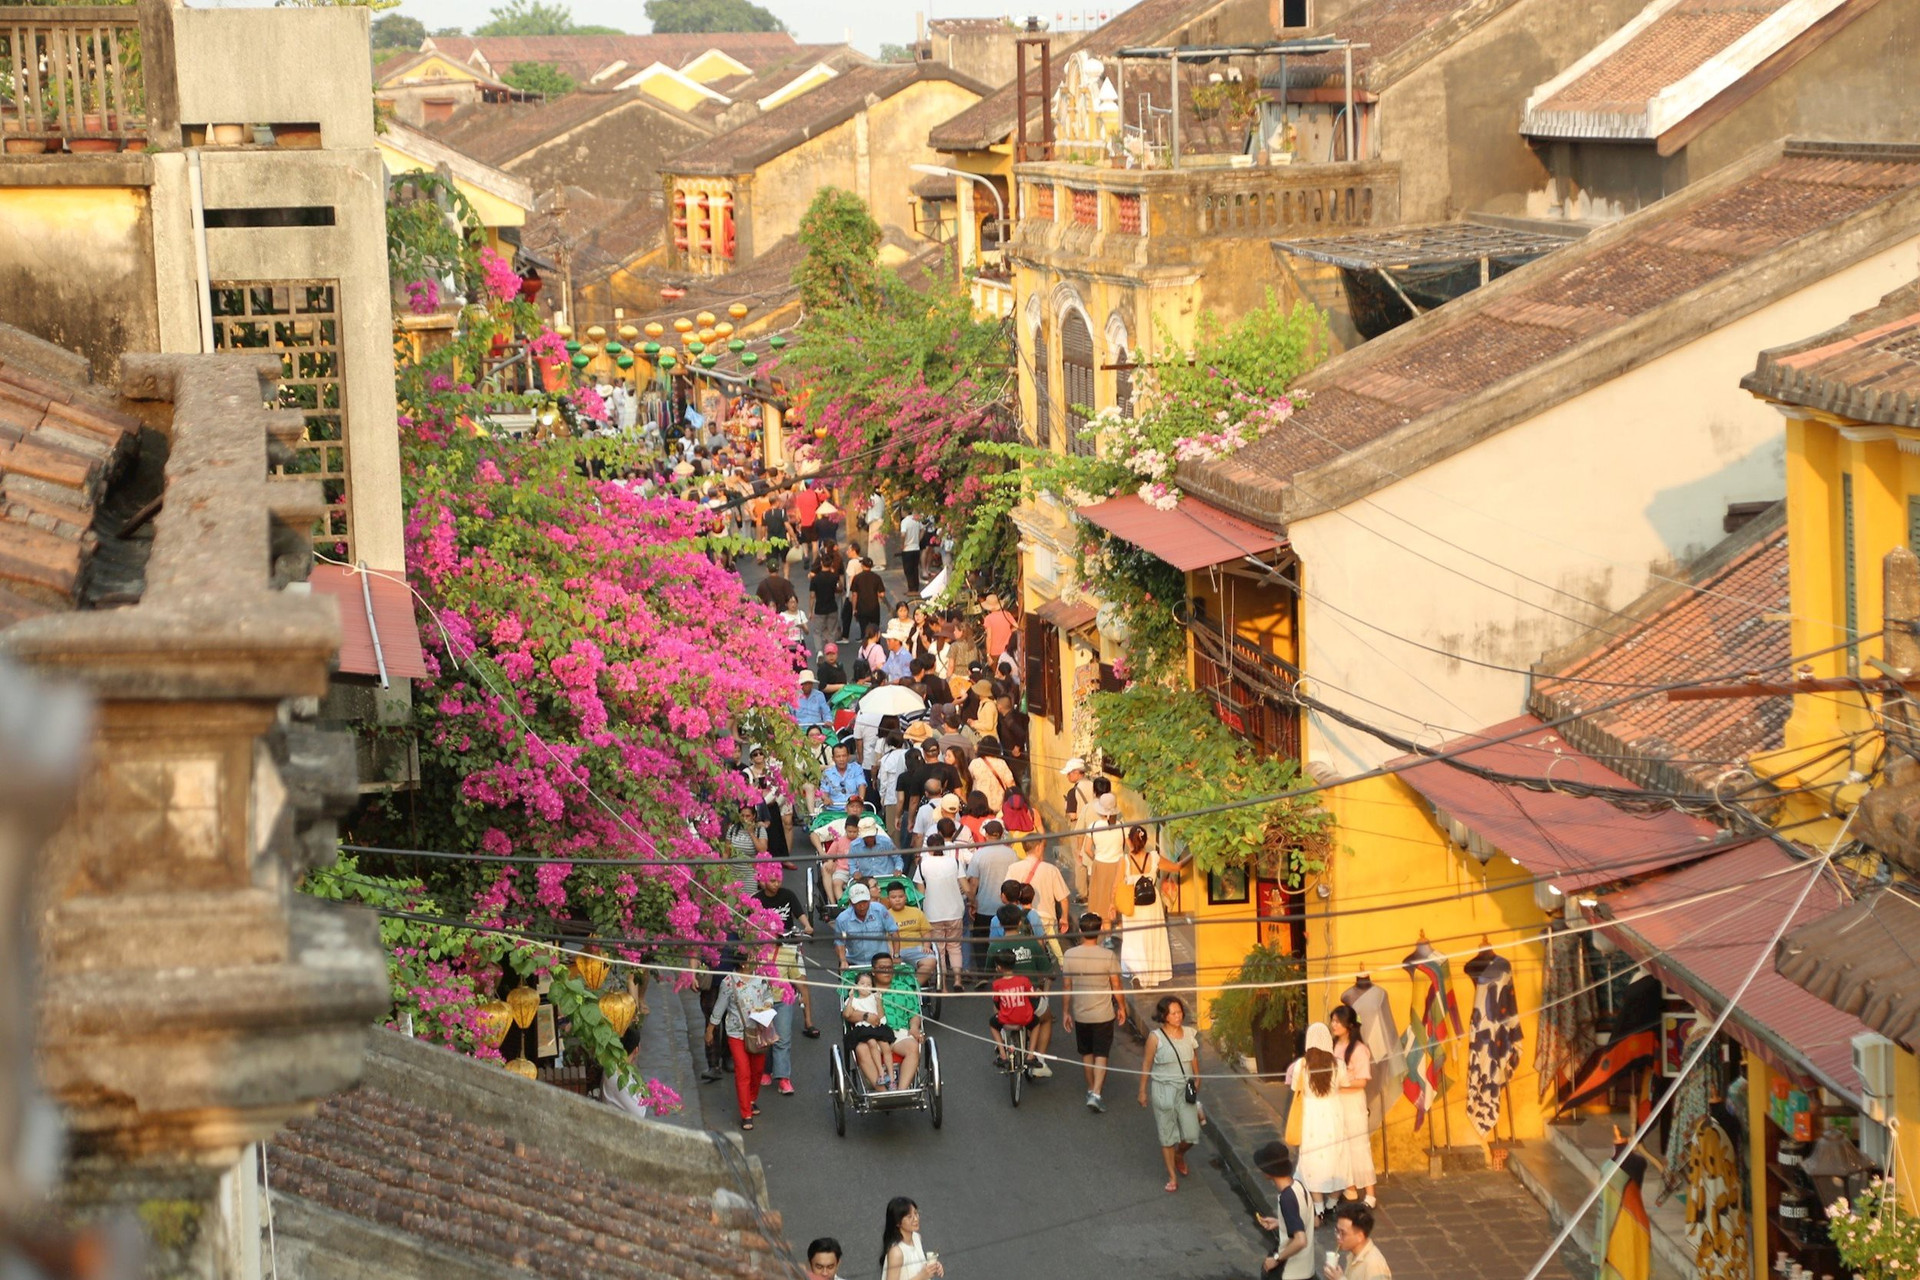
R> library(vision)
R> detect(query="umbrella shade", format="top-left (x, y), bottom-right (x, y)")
top-left (859, 685), bottom-right (927, 717)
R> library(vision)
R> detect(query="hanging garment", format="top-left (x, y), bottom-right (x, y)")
top-left (1683, 1118), bottom-right (1749, 1280)
top-left (1341, 981), bottom-right (1403, 1132)
top-left (1399, 949), bottom-right (1463, 1130)
top-left (1535, 925), bottom-right (1596, 1105)
top-left (1598, 1146), bottom-right (1652, 1280)
top-left (1561, 976), bottom-right (1662, 1113)
top-left (1657, 1021), bottom-right (1713, 1201)
top-left (1464, 952), bottom-right (1522, 1137)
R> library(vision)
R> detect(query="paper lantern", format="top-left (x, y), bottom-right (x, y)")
top-left (673, 318), bottom-right (694, 334)
top-left (572, 954), bottom-right (610, 989)
top-left (659, 353), bottom-right (678, 368)
top-left (506, 984), bottom-right (539, 1029)
top-left (599, 990), bottom-right (636, 1036)
top-left (616, 354), bottom-right (635, 369)
top-left (728, 303), bottom-right (749, 320)
top-left (618, 324), bottom-right (639, 341)
top-left (768, 335), bottom-right (787, 349)
top-left (586, 324), bottom-right (607, 341)
top-left (564, 339), bottom-right (581, 354)
top-left (571, 352), bottom-right (591, 368)
top-left (504, 1057), bottom-right (538, 1079)
top-left (605, 340), bottom-right (625, 355)
top-left (643, 341), bottom-right (660, 356)
top-left (696, 311), bottom-right (716, 326)
top-left (555, 323), bottom-right (574, 338)
top-left (696, 329), bottom-right (716, 345)
top-left (581, 343), bottom-right (601, 357)
top-left (741, 351), bottom-right (759, 367)
top-left (699, 353), bottom-right (718, 368)
top-left (659, 346), bottom-right (676, 361)
top-left (644, 322), bottom-right (665, 339)
top-left (728, 339), bottom-right (746, 353)
top-left (687, 340), bottom-right (705, 354)
top-left (475, 998), bottom-right (513, 1047)
top-left (714, 321), bottom-right (734, 338)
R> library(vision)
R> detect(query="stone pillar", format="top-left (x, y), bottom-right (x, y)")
top-left (1, 353), bottom-right (389, 1279)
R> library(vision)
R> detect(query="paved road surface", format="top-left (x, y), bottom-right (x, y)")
top-left (736, 877), bottom-right (1265, 1280)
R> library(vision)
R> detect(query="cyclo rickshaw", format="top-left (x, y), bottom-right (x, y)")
top-left (827, 959), bottom-right (944, 1136)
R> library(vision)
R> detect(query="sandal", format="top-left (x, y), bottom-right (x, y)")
top-left (741, 1119), bottom-right (754, 1131)
top-left (1164, 1179), bottom-right (1179, 1193)
top-left (1175, 1156), bottom-right (1190, 1177)
top-left (803, 1025), bottom-right (821, 1039)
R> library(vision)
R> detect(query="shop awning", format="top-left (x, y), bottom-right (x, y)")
top-left (1033, 598), bottom-right (1098, 633)
top-left (1777, 888), bottom-right (1920, 1047)
top-left (1390, 715), bottom-right (1729, 892)
top-left (307, 563), bottom-right (431, 683)
top-left (1588, 840), bottom-right (1870, 1100)
top-left (1074, 494), bottom-right (1283, 573)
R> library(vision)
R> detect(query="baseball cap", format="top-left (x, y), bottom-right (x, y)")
top-left (938, 793), bottom-right (962, 813)
top-left (824, 641), bottom-right (839, 654)
top-left (856, 816), bottom-right (879, 835)
top-left (1061, 756), bottom-right (1087, 775)
top-left (849, 883), bottom-right (871, 903)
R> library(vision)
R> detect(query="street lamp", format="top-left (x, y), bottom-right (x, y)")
top-left (908, 163), bottom-right (1006, 265)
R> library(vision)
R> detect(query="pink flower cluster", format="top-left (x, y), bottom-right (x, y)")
top-left (478, 246), bottom-right (523, 304)
top-left (406, 279), bottom-right (441, 316)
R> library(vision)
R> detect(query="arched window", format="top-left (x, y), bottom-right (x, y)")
top-left (1115, 345), bottom-right (1135, 419)
top-left (1030, 324), bottom-right (1051, 449)
top-left (1061, 308), bottom-right (1096, 456)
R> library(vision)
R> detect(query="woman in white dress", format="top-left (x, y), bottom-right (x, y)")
top-left (1328, 1002), bottom-right (1378, 1206)
top-left (1286, 1022), bottom-right (1351, 1216)
top-left (879, 1196), bottom-right (944, 1280)
top-left (1117, 826), bottom-right (1173, 987)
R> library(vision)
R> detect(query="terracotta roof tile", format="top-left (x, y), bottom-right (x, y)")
top-left (1744, 278), bottom-right (1920, 425)
top-left (1531, 509), bottom-right (1789, 791)
top-left (1182, 143), bottom-right (1920, 515)
top-left (270, 1086), bottom-right (790, 1279)
top-left (424, 32), bottom-right (805, 85)
top-left (1538, 0), bottom-right (1782, 115)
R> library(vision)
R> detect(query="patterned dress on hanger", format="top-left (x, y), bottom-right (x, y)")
top-left (1466, 953), bottom-right (1522, 1137)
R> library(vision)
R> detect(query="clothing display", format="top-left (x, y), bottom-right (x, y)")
top-left (1341, 977), bottom-right (1404, 1131)
top-left (1399, 943), bottom-right (1462, 1129)
top-left (1657, 1021), bottom-right (1713, 1201)
top-left (1463, 948), bottom-right (1522, 1137)
top-left (1682, 1118), bottom-right (1748, 1280)
top-left (1597, 1143), bottom-right (1651, 1280)
top-left (1535, 925), bottom-right (1596, 1104)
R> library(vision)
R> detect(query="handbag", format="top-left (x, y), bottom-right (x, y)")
top-left (745, 1018), bottom-right (779, 1053)
top-left (1164, 1029), bottom-right (1197, 1104)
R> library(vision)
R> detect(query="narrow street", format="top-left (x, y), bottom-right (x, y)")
top-left (738, 895), bottom-right (1267, 1279)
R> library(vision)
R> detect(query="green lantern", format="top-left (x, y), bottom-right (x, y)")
top-left (768, 334), bottom-right (787, 349)
top-left (564, 339), bottom-right (581, 354)
top-left (616, 354), bottom-right (635, 369)
top-left (571, 352), bottom-right (591, 369)
top-left (659, 353), bottom-right (678, 369)
top-left (741, 351), bottom-right (759, 367)
top-left (699, 353), bottom-right (718, 368)
top-left (728, 339), bottom-right (746, 353)
top-left (687, 340), bottom-right (706, 354)
top-left (643, 341), bottom-right (660, 356)
top-left (605, 341), bottom-right (625, 355)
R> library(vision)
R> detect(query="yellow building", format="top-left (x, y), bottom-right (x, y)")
top-left (374, 48), bottom-right (539, 128)
top-left (376, 120), bottom-right (534, 256)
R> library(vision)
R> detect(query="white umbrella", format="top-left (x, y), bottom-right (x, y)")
top-left (857, 685), bottom-right (926, 718)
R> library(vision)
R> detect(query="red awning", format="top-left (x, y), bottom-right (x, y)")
top-left (1075, 493), bottom-right (1283, 572)
top-left (1587, 840), bottom-right (1869, 1100)
top-left (1390, 715), bottom-right (1727, 892)
top-left (307, 564), bottom-right (430, 682)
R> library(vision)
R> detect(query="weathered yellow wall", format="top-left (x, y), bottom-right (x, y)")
top-left (0, 186), bottom-right (158, 381)
top-left (1319, 773), bottom-right (1551, 1169)
top-left (636, 69), bottom-right (718, 114)
top-left (380, 51), bottom-right (482, 87)
top-left (1897, 1048), bottom-right (1920, 1212)
top-left (679, 49), bottom-right (751, 85)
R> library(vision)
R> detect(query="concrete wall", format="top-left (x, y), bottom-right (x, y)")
top-left (174, 6), bottom-right (377, 147)
top-left (1378, 0), bottom-right (1644, 221)
top-left (929, 28), bottom-right (1048, 91)
top-left (750, 78), bottom-right (984, 250)
top-left (1289, 234), bottom-right (1920, 778)
top-left (0, 180), bottom-right (160, 381)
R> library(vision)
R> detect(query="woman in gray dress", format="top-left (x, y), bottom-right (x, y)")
top-left (1137, 994), bottom-right (1203, 1192)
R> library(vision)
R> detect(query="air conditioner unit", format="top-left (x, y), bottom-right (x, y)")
top-left (1853, 1032), bottom-right (1896, 1124)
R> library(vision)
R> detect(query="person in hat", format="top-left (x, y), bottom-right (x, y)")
top-left (794, 670), bottom-right (831, 729)
top-left (815, 641), bottom-right (848, 696)
top-left (1254, 1142), bottom-right (1315, 1278)
top-left (980, 593), bottom-right (1017, 668)
top-left (845, 814), bottom-right (902, 891)
top-left (881, 620), bottom-right (915, 680)
top-left (833, 881), bottom-right (898, 970)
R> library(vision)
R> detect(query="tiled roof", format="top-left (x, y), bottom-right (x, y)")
top-left (667, 63), bottom-right (986, 176)
top-left (270, 1085), bottom-right (790, 1279)
top-left (1531, 506), bottom-right (1790, 792)
top-left (428, 88), bottom-right (710, 168)
top-left (0, 346), bottom-right (140, 628)
top-left (424, 32), bottom-right (804, 84)
top-left (928, 0), bottom-right (1244, 150)
top-left (1178, 141), bottom-right (1920, 524)
top-left (1280, 0), bottom-right (1485, 90)
top-left (1743, 277), bottom-right (1920, 426)
top-left (1522, 0), bottom-right (1866, 141)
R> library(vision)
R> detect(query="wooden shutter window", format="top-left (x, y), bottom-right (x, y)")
top-left (1025, 615), bottom-right (1052, 722)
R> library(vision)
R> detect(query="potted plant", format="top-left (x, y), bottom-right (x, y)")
top-left (1207, 939), bottom-right (1306, 1078)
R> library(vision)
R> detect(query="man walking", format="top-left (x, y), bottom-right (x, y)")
top-left (899, 508), bottom-right (924, 593)
top-left (1253, 1141), bottom-right (1313, 1278)
top-left (848, 556), bottom-right (887, 641)
top-left (1060, 912), bottom-right (1126, 1111)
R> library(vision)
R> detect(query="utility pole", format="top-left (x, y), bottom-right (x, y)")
top-left (549, 185), bottom-right (573, 325)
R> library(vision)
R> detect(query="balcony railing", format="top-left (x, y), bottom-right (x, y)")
top-left (1, 6), bottom-right (147, 149)
top-left (1190, 613), bottom-right (1301, 761)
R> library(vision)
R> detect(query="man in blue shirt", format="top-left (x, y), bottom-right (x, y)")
top-left (794, 669), bottom-right (832, 728)
top-left (819, 742), bottom-right (867, 812)
top-left (834, 883), bottom-right (899, 969)
top-left (847, 815), bottom-right (902, 883)
top-left (881, 622), bottom-right (914, 680)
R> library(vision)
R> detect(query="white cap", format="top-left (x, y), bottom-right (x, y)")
top-left (849, 883), bottom-right (871, 903)
top-left (797, 670), bottom-right (817, 685)
top-left (856, 816), bottom-right (879, 835)
top-left (1061, 757), bottom-right (1087, 775)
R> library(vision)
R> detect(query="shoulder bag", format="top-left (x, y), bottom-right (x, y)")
top-left (1162, 1029), bottom-right (1198, 1105)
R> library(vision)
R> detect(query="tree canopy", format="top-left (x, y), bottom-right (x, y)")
top-left (475, 0), bottom-right (624, 37)
top-left (644, 0), bottom-right (786, 34)
top-left (501, 60), bottom-right (577, 97)
top-left (371, 12), bottom-right (426, 48)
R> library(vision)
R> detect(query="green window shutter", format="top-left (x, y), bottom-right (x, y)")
top-left (1908, 493), bottom-right (1920, 551)
top-left (1844, 472), bottom-right (1858, 670)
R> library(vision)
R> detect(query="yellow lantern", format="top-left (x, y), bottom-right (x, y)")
top-left (476, 998), bottom-right (513, 1048)
top-left (714, 321), bottom-right (734, 338)
top-left (697, 328), bottom-right (717, 344)
top-left (696, 310), bottom-right (716, 327)
top-left (506, 984), bottom-right (539, 1029)
top-left (618, 324), bottom-right (639, 342)
top-left (586, 324), bottom-right (607, 342)
top-left (645, 322), bottom-right (665, 340)
top-left (599, 990), bottom-right (637, 1037)
top-left (673, 318), bottom-right (694, 334)
top-left (728, 303), bottom-right (749, 320)
top-left (659, 346), bottom-right (677, 361)
top-left (504, 1057), bottom-right (538, 1079)
top-left (572, 953), bottom-right (610, 990)
top-left (555, 323), bottom-right (574, 338)
top-left (581, 343), bottom-right (601, 357)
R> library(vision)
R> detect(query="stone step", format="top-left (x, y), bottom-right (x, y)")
top-left (1507, 1129), bottom-right (1692, 1280)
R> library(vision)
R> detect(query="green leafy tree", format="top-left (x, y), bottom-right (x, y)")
top-left (372, 12), bottom-right (426, 46)
top-left (644, 0), bottom-right (787, 33)
top-left (475, 0), bottom-right (624, 36)
top-left (791, 187), bottom-right (883, 315)
top-left (502, 60), bottom-right (576, 97)
top-left (432, 25), bottom-right (465, 35)
top-left (878, 42), bottom-right (917, 62)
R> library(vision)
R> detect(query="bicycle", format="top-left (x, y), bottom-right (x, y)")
top-left (1001, 1021), bottom-right (1032, 1107)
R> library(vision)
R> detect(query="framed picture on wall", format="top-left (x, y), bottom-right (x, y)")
top-left (1255, 878), bottom-right (1289, 949)
top-left (1661, 1010), bottom-right (1698, 1077)
top-left (1208, 866), bottom-right (1250, 905)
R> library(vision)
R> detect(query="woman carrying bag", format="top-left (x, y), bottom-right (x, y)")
top-left (1138, 994), bottom-right (1204, 1193)
top-left (706, 961), bottom-right (779, 1130)
top-left (1116, 825), bottom-right (1173, 987)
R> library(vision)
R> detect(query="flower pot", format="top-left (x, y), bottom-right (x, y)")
top-left (68, 138), bottom-right (119, 153)
top-left (3, 138), bottom-right (48, 155)
top-left (272, 123), bottom-right (322, 150)
top-left (210, 123), bottom-right (247, 146)
top-left (123, 136), bottom-right (148, 153)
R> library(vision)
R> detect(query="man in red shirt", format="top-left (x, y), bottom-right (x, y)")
top-left (792, 483), bottom-right (822, 547)
top-left (981, 593), bottom-right (1017, 670)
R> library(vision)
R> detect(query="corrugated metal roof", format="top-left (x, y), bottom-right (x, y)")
top-left (1033, 597), bottom-right (1097, 632)
top-left (1390, 714), bottom-right (1730, 891)
top-left (1777, 886), bottom-right (1920, 1048)
top-left (307, 564), bottom-right (430, 682)
top-left (1592, 839), bottom-right (1869, 1098)
top-left (1075, 493), bottom-right (1283, 572)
